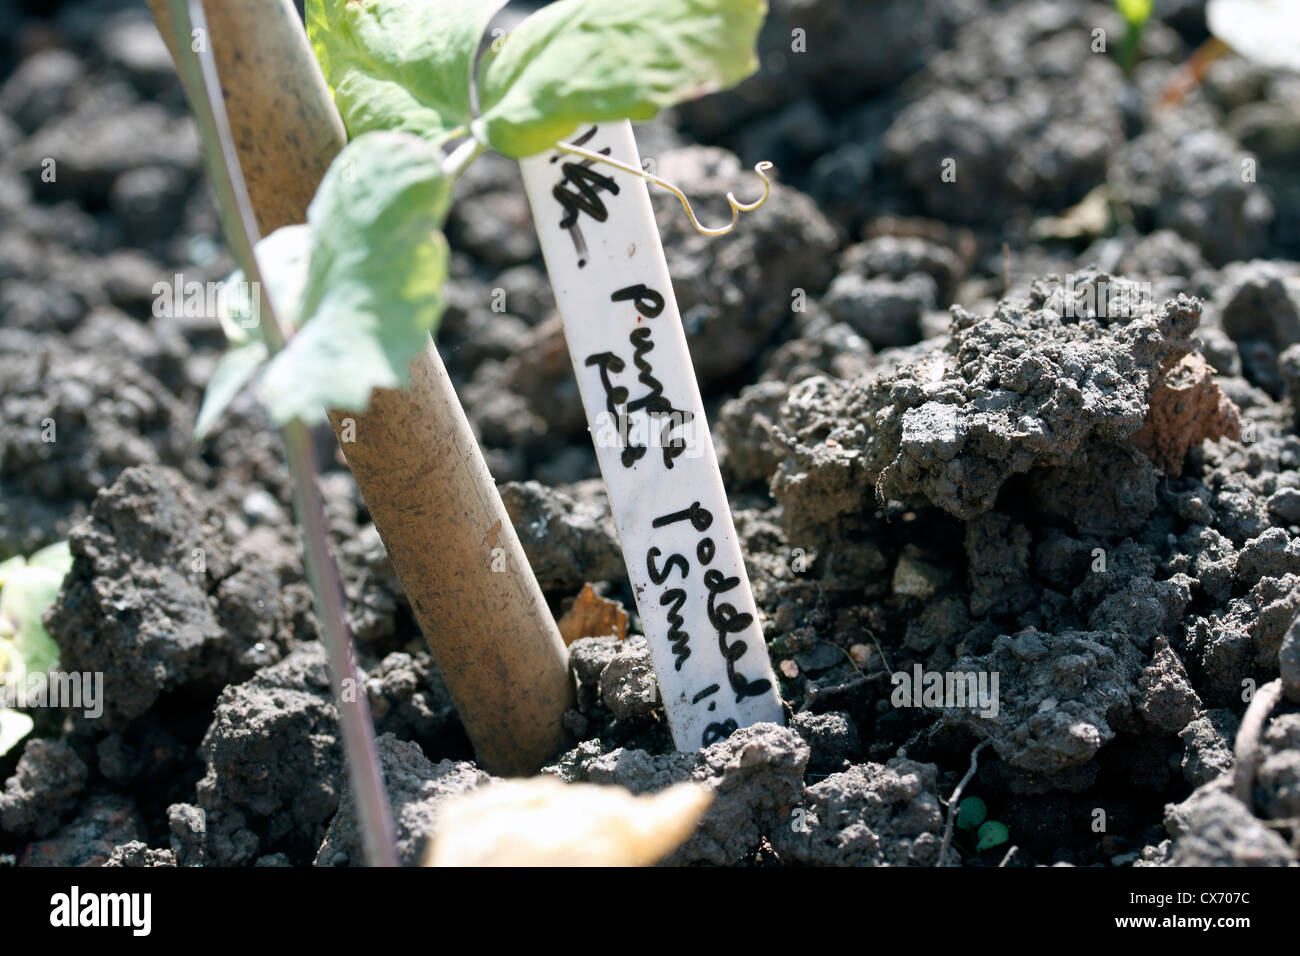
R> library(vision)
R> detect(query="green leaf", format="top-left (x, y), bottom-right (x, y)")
top-left (977, 820), bottom-right (1010, 852)
top-left (196, 133), bottom-right (450, 430)
top-left (0, 556), bottom-right (24, 589)
top-left (1115, 0), bottom-right (1153, 27)
top-left (474, 0), bottom-right (767, 157)
top-left (956, 796), bottom-right (986, 831)
top-left (0, 546), bottom-right (72, 679)
top-left (194, 224), bottom-right (310, 437)
top-left (1208, 0), bottom-right (1300, 72)
top-left (1, 567), bottom-right (65, 674)
top-left (26, 542), bottom-right (72, 574)
top-left (194, 343), bottom-right (269, 440)
top-left (0, 709), bottom-right (33, 758)
top-left (218, 225), bottom-right (313, 346)
top-left (256, 131), bottom-right (451, 425)
top-left (308, 0), bottom-right (508, 142)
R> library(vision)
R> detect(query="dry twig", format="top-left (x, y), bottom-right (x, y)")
top-left (1233, 678), bottom-right (1283, 808)
top-left (937, 739), bottom-right (990, 867)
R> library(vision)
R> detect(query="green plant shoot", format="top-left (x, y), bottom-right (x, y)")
top-left (309, 0), bottom-right (765, 158)
top-left (472, 0), bottom-right (765, 157)
top-left (202, 0), bottom-right (767, 430)
top-left (197, 132), bottom-right (451, 433)
top-left (307, 0), bottom-right (508, 143)
top-left (977, 820), bottom-right (1011, 852)
top-left (956, 796), bottom-right (986, 831)
top-left (1115, 0), bottom-right (1153, 75)
top-left (956, 795), bottom-right (1010, 855)
top-left (0, 542), bottom-right (73, 756)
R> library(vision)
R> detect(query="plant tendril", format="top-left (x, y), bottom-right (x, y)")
top-left (553, 139), bottom-right (773, 237)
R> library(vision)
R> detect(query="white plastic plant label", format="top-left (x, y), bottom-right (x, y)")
top-left (520, 120), bottom-right (785, 751)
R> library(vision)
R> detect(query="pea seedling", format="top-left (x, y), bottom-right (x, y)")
top-left (160, 0), bottom-right (780, 863)
top-left (160, 0), bottom-right (402, 867)
top-left (298, 0), bottom-right (785, 749)
top-left (0, 542), bottom-right (72, 757)
top-left (955, 796), bottom-right (1011, 856)
top-left (1113, 0), bottom-right (1152, 75)
top-left (309, 0), bottom-right (783, 748)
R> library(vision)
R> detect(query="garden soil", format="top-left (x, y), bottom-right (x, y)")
top-left (2, 0), bottom-right (1299, 866)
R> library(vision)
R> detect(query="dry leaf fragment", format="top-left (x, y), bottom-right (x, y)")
top-left (557, 583), bottom-right (629, 645)
top-left (1132, 352), bottom-right (1242, 475)
top-left (1030, 185), bottom-right (1115, 241)
top-left (424, 778), bottom-right (711, 867)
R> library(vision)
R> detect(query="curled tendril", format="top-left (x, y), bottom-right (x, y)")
top-left (553, 140), bottom-right (773, 237)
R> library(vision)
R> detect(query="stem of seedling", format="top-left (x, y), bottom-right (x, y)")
top-left (1157, 36), bottom-right (1229, 109)
top-left (282, 422), bottom-right (398, 867)
top-left (163, 0), bottom-right (397, 867)
top-left (1117, 21), bottom-right (1142, 76)
top-left (442, 137), bottom-right (486, 180)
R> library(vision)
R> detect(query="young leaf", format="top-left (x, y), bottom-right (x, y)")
top-left (0, 544), bottom-right (72, 679)
top-left (977, 820), bottom-right (1010, 852)
top-left (196, 132), bottom-right (450, 429)
top-left (0, 709), bottom-right (33, 758)
top-left (255, 131), bottom-right (452, 425)
top-left (474, 0), bottom-right (767, 157)
top-left (25, 542), bottom-right (72, 573)
top-left (195, 343), bottom-right (269, 440)
top-left (193, 224), bottom-right (310, 437)
top-left (307, 0), bottom-right (508, 142)
top-left (956, 796), bottom-right (987, 831)
top-left (3, 571), bottom-right (67, 677)
top-left (0, 556), bottom-right (25, 589)
top-left (1115, 0), bottom-right (1153, 28)
top-left (194, 223), bottom-right (317, 437)
top-left (222, 225), bottom-right (314, 345)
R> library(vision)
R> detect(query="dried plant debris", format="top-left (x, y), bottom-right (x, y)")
top-left (1131, 353), bottom-right (1242, 476)
top-left (424, 777), bottom-right (711, 867)
top-left (548, 722), bottom-right (808, 865)
top-left (557, 583), bottom-right (629, 646)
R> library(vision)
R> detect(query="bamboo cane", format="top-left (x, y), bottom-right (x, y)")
top-left (147, 0), bottom-right (573, 776)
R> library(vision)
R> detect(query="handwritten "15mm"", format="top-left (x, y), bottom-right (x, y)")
top-left (646, 501), bottom-right (773, 747)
